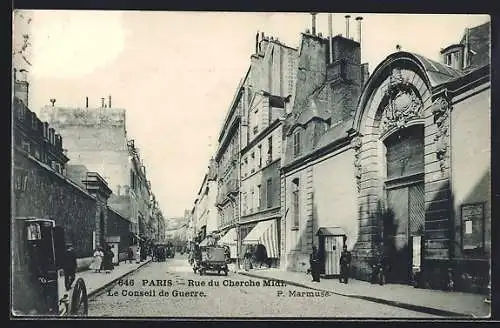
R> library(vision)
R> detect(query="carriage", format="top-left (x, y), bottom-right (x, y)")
top-left (12, 217), bottom-right (88, 316)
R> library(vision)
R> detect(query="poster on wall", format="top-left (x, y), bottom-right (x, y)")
top-left (461, 203), bottom-right (484, 250)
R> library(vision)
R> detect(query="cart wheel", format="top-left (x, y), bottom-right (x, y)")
top-left (70, 278), bottom-right (88, 316)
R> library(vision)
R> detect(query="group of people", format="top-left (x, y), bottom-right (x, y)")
top-left (309, 244), bottom-right (352, 283)
top-left (90, 245), bottom-right (115, 273)
top-left (243, 244), bottom-right (269, 271)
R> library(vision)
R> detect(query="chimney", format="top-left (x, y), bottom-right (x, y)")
top-left (85, 97), bottom-right (89, 108)
top-left (255, 31), bottom-right (259, 53)
top-left (311, 13), bottom-right (317, 36)
top-left (108, 95), bottom-right (112, 108)
top-left (463, 27), bottom-right (470, 69)
top-left (345, 15), bottom-right (351, 39)
top-left (328, 13), bottom-right (333, 64)
top-left (50, 98), bottom-right (56, 107)
top-left (101, 97), bottom-right (105, 108)
top-left (356, 16), bottom-right (363, 43)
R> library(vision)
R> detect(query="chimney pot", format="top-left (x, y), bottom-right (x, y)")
top-left (345, 15), bottom-right (351, 39)
top-left (356, 16), bottom-right (363, 43)
top-left (311, 13), bottom-right (317, 36)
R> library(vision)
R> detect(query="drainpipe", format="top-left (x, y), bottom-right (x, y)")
top-left (328, 13), bottom-right (333, 64)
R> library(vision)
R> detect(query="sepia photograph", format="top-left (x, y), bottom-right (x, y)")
top-left (11, 10), bottom-right (491, 319)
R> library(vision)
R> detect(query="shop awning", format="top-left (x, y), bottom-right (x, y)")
top-left (217, 228), bottom-right (237, 245)
top-left (217, 228), bottom-right (237, 258)
top-left (199, 236), bottom-right (216, 247)
top-left (316, 227), bottom-right (346, 236)
top-left (242, 219), bottom-right (279, 258)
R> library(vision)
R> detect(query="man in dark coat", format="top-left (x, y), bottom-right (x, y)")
top-left (340, 245), bottom-right (352, 284)
top-left (310, 246), bottom-right (321, 282)
top-left (63, 244), bottom-right (77, 290)
top-left (128, 247), bottom-right (134, 264)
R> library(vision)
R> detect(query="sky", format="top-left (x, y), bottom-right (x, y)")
top-left (13, 11), bottom-right (490, 218)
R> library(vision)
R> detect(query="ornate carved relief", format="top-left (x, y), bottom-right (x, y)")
top-left (379, 69), bottom-right (424, 135)
top-left (352, 135), bottom-right (363, 192)
top-left (432, 96), bottom-right (450, 173)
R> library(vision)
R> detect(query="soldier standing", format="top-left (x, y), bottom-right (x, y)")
top-left (339, 245), bottom-right (352, 284)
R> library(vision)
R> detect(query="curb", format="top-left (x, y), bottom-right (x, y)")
top-left (87, 259), bottom-right (152, 299)
top-left (238, 271), bottom-right (474, 318)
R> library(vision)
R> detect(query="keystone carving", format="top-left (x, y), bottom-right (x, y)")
top-left (379, 86), bottom-right (424, 135)
top-left (432, 96), bottom-right (450, 173)
top-left (352, 136), bottom-right (363, 192)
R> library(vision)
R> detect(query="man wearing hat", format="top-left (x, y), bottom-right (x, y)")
top-left (64, 243), bottom-right (77, 290)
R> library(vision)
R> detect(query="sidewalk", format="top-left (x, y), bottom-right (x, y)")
top-left (238, 268), bottom-right (491, 318)
top-left (77, 259), bottom-right (151, 298)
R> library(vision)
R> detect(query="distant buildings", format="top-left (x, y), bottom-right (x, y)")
top-left (39, 98), bottom-right (166, 242)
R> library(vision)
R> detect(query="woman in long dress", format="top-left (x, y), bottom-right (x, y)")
top-left (90, 248), bottom-right (103, 273)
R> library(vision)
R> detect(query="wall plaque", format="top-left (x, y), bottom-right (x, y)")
top-left (461, 203), bottom-right (485, 250)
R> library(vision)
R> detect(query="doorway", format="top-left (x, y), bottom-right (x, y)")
top-left (383, 125), bottom-right (425, 284)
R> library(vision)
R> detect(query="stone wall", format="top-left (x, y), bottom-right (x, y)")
top-left (107, 207), bottom-right (133, 258)
top-left (13, 149), bottom-right (97, 258)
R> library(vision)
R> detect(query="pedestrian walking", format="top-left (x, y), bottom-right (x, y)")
top-left (136, 247), bottom-right (141, 264)
top-left (339, 245), bottom-right (352, 284)
top-left (102, 245), bottom-right (114, 273)
top-left (90, 247), bottom-right (103, 273)
top-left (309, 246), bottom-right (321, 282)
top-left (255, 244), bottom-right (268, 268)
top-left (63, 244), bottom-right (77, 290)
top-left (128, 247), bottom-right (134, 264)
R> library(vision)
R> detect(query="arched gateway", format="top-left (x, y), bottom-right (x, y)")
top-left (351, 52), bottom-right (461, 284)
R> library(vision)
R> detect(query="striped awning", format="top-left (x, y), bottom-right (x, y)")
top-left (217, 228), bottom-right (237, 245)
top-left (242, 219), bottom-right (279, 258)
top-left (217, 228), bottom-right (237, 259)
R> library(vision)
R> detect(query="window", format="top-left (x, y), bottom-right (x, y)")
top-left (251, 153), bottom-right (255, 173)
top-left (243, 192), bottom-right (248, 215)
top-left (130, 171), bottom-right (136, 190)
top-left (445, 53), bottom-right (452, 66)
top-left (292, 178), bottom-right (300, 229)
top-left (257, 185), bottom-right (261, 210)
top-left (258, 145), bottom-right (262, 167)
top-left (21, 141), bottom-right (30, 153)
top-left (267, 136), bottom-right (273, 163)
top-left (293, 131), bottom-right (301, 156)
top-left (266, 178), bottom-right (273, 208)
top-left (250, 188), bottom-right (255, 213)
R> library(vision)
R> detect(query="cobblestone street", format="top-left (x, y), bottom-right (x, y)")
top-left (88, 255), bottom-right (440, 318)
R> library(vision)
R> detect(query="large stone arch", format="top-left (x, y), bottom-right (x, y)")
top-left (349, 52), bottom-right (450, 280)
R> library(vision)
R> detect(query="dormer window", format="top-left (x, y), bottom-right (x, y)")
top-left (445, 53), bottom-right (452, 66)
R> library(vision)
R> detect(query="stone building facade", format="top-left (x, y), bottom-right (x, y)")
top-left (280, 20), bottom-right (490, 292)
top-left (193, 159), bottom-right (218, 237)
top-left (281, 30), bottom-right (367, 272)
top-left (214, 74), bottom-right (246, 250)
top-left (237, 33), bottom-right (297, 266)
